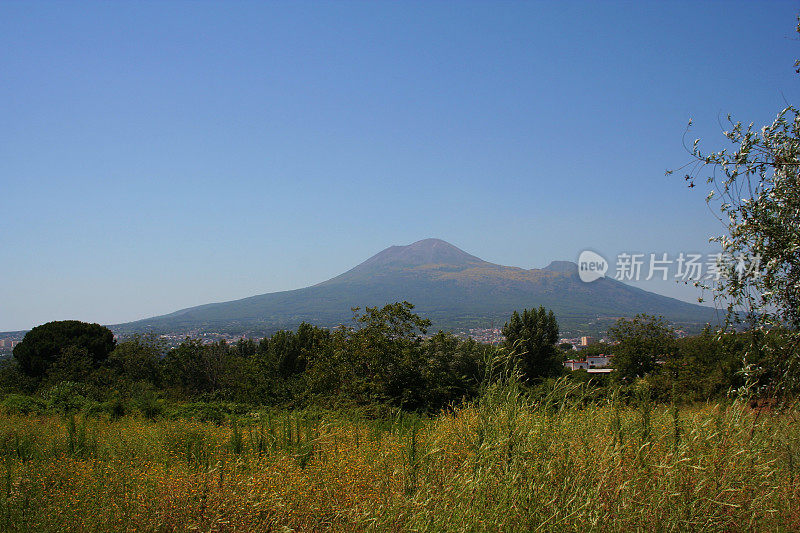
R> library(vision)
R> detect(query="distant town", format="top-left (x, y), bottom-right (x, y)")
top-left (455, 327), bottom-right (611, 348)
top-left (1, 324), bottom-right (691, 358)
top-left (0, 338), bottom-right (21, 352)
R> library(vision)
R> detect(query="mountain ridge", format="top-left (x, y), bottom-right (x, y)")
top-left (112, 239), bottom-right (716, 337)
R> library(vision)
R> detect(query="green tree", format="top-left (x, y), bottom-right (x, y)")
top-left (13, 320), bottom-right (116, 379)
top-left (420, 332), bottom-right (486, 410)
top-left (0, 359), bottom-right (37, 395)
top-left (234, 338), bottom-right (257, 358)
top-left (306, 302), bottom-right (431, 408)
top-left (250, 323), bottom-right (332, 404)
top-left (350, 301), bottom-right (431, 408)
top-left (107, 334), bottom-right (166, 386)
top-left (162, 339), bottom-right (227, 397)
top-left (269, 330), bottom-right (301, 378)
top-left (666, 327), bottom-right (746, 401)
top-left (580, 342), bottom-right (614, 358)
top-left (45, 346), bottom-right (94, 385)
top-left (609, 314), bottom-right (676, 381)
top-left (502, 307), bottom-right (560, 382)
top-left (354, 301), bottom-right (431, 341)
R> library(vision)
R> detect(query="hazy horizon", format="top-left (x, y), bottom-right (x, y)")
top-left (2, 1), bottom-right (797, 331)
top-left (1, 236), bottom-right (719, 333)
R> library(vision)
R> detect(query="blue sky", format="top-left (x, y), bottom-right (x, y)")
top-left (1, 1), bottom-right (798, 331)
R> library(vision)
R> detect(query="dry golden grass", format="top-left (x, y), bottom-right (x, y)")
top-left (0, 384), bottom-right (798, 532)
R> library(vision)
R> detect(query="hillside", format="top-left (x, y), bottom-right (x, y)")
top-left (113, 239), bottom-right (716, 336)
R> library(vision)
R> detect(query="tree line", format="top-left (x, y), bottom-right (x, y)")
top-left (0, 302), bottom-right (794, 417)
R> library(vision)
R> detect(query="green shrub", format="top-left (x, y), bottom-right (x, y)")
top-left (0, 394), bottom-right (46, 415)
top-left (166, 402), bottom-right (240, 424)
top-left (134, 391), bottom-right (164, 420)
top-left (44, 381), bottom-right (91, 413)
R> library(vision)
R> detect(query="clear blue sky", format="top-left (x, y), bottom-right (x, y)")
top-left (1, 1), bottom-right (798, 331)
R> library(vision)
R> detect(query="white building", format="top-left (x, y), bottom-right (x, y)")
top-left (563, 353), bottom-right (612, 372)
top-left (586, 354), bottom-right (610, 368)
top-left (563, 359), bottom-right (589, 370)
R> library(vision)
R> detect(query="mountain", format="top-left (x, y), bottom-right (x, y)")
top-left (113, 238), bottom-right (717, 337)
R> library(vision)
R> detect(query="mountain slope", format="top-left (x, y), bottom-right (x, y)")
top-left (114, 239), bottom-right (717, 336)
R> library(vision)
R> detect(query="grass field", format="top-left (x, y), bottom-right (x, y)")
top-left (0, 383), bottom-right (798, 532)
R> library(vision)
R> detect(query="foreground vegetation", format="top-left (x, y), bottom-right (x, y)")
top-left (4, 304), bottom-right (775, 416)
top-left (3, 305), bottom-right (797, 531)
top-left (0, 381), bottom-right (798, 532)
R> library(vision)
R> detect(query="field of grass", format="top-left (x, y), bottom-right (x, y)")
top-left (0, 382), bottom-right (798, 532)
